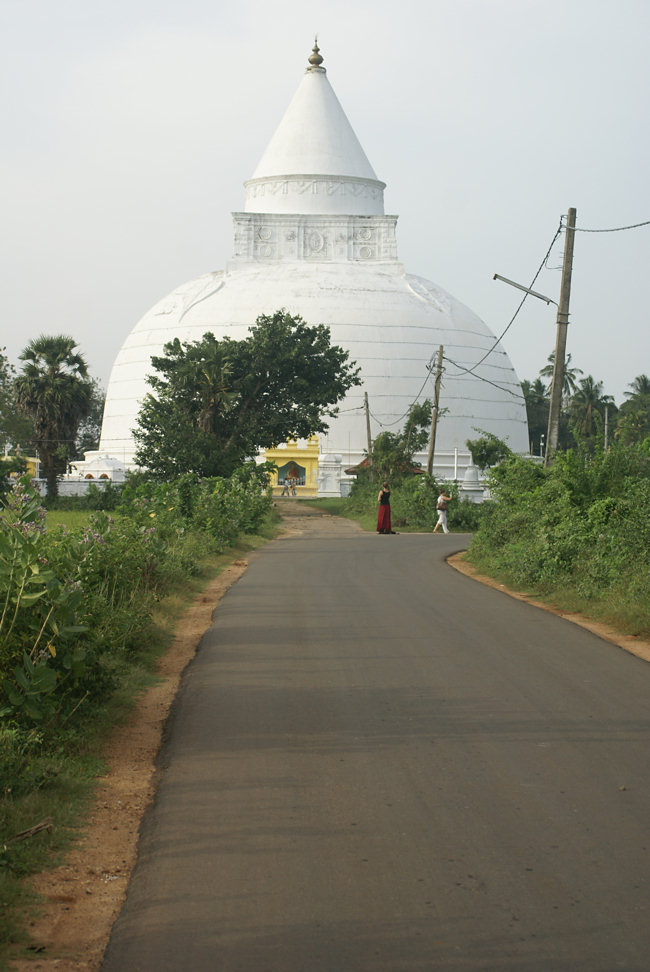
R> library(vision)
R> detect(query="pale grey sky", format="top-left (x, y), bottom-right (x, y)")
top-left (2, 0), bottom-right (648, 404)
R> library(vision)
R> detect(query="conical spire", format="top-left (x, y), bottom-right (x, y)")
top-left (244, 43), bottom-right (385, 216)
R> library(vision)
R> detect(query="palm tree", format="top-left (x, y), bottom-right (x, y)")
top-left (615, 406), bottom-right (650, 445)
top-left (521, 377), bottom-right (549, 453)
top-left (15, 335), bottom-right (93, 497)
top-left (539, 352), bottom-right (583, 405)
top-left (617, 374), bottom-right (650, 445)
top-left (568, 376), bottom-right (614, 443)
top-left (624, 374), bottom-right (650, 402)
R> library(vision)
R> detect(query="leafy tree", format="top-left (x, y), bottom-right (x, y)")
top-left (14, 336), bottom-right (94, 497)
top-left (0, 349), bottom-right (33, 454)
top-left (465, 429), bottom-right (513, 471)
top-left (362, 400), bottom-right (433, 483)
top-left (74, 380), bottom-right (105, 458)
top-left (134, 310), bottom-right (361, 478)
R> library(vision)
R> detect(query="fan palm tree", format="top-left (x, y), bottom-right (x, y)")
top-left (15, 335), bottom-right (93, 497)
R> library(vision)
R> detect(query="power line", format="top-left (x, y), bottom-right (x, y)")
top-left (369, 369), bottom-right (434, 428)
top-left (447, 221), bottom-right (563, 382)
top-left (568, 217), bottom-right (650, 233)
top-left (442, 355), bottom-right (525, 399)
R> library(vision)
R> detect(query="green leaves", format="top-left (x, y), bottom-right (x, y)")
top-left (3, 651), bottom-right (58, 722)
top-left (134, 311), bottom-right (360, 479)
top-left (468, 440), bottom-right (650, 635)
top-left (0, 480), bottom-right (90, 724)
top-left (360, 400), bottom-right (433, 483)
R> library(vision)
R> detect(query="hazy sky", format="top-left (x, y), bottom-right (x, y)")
top-left (2, 0), bottom-right (648, 405)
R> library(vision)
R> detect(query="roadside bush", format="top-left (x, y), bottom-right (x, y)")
top-left (0, 468), bottom-right (273, 732)
top-left (466, 442), bottom-right (650, 635)
top-left (43, 482), bottom-right (124, 512)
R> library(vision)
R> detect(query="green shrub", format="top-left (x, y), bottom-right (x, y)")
top-left (1, 468), bottom-right (273, 733)
top-left (466, 441), bottom-right (650, 635)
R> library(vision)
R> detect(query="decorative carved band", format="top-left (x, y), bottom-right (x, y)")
top-left (245, 175), bottom-right (386, 198)
top-left (243, 174), bottom-right (386, 217)
top-left (230, 213), bottom-right (399, 265)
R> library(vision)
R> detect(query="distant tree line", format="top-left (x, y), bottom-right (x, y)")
top-left (2, 327), bottom-right (647, 498)
top-left (521, 352), bottom-right (650, 455)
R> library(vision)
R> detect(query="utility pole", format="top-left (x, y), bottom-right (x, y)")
top-left (364, 391), bottom-right (373, 480)
top-left (426, 346), bottom-right (444, 475)
top-left (545, 207), bottom-right (576, 465)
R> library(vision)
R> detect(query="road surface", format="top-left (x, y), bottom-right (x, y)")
top-left (102, 508), bottom-right (650, 971)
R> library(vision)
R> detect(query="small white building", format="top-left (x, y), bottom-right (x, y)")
top-left (94, 43), bottom-right (528, 493)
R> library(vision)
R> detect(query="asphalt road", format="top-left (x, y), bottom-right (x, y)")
top-left (102, 510), bottom-right (650, 971)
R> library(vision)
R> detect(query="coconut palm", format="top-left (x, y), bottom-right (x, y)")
top-left (615, 406), bottom-right (650, 445)
top-left (568, 376), bottom-right (614, 442)
top-left (539, 352), bottom-right (583, 404)
top-left (15, 335), bottom-right (93, 497)
top-left (617, 374), bottom-right (650, 445)
top-left (521, 377), bottom-right (549, 452)
top-left (624, 374), bottom-right (650, 402)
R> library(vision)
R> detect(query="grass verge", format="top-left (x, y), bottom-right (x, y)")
top-left (463, 551), bottom-right (650, 642)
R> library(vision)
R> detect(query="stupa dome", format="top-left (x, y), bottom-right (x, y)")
top-left (98, 45), bottom-right (528, 482)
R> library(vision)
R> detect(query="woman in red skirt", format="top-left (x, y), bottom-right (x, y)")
top-left (376, 481), bottom-right (393, 534)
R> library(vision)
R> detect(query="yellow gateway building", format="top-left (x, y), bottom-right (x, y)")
top-left (265, 437), bottom-right (320, 496)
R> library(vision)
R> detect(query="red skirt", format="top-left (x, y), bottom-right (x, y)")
top-left (377, 504), bottom-right (391, 533)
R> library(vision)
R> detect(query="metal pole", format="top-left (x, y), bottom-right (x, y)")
top-left (426, 346), bottom-right (444, 475)
top-left (545, 207), bottom-right (576, 465)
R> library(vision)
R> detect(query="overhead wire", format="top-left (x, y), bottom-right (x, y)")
top-left (569, 217), bottom-right (650, 233)
top-left (368, 367), bottom-right (434, 428)
top-left (447, 220), bottom-right (563, 383)
top-left (441, 355), bottom-right (525, 399)
top-left (365, 225), bottom-right (564, 427)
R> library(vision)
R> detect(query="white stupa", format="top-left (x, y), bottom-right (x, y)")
top-left (95, 43), bottom-right (528, 488)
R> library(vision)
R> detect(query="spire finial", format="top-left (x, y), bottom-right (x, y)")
top-left (307, 37), bottom-right (324, 69)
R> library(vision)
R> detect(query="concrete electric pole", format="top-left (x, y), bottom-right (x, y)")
top-left (364, 391), bottom-right (373, 480)
top-left (545, 207), bottom-right (576, 465)
top-left (426, 346), bottom-right (444, 476)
